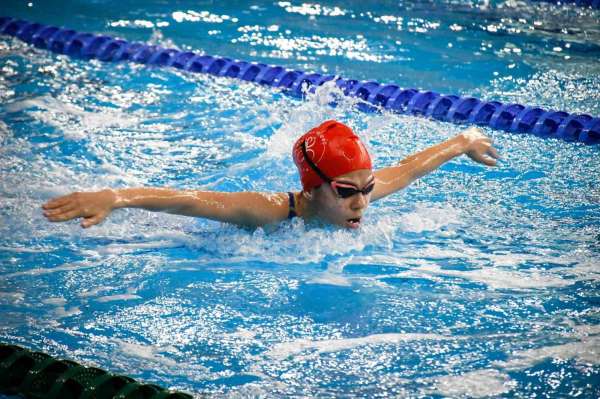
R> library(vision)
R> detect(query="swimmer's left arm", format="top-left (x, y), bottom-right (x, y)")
top-left (370, 127), bottom-right (499, 201)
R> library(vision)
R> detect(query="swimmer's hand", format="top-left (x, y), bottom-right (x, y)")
top-left (458, 127), bottom-right (500, 167)
top-left (42, 189), bottom-right (116, 228)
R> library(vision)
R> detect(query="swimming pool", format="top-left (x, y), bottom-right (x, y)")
top-left (1, 0), bottom-right (599, 397)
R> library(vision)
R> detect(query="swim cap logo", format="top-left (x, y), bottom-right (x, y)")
top-left (295, 135), bottom-right (326, 166)
top-left (304, 135), bottom-right (326, 164)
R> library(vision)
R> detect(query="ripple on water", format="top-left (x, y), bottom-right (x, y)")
top-left (0, 7), bottom-right (599, 396)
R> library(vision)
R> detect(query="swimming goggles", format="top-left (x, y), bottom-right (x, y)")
top-left (301, 140), bottom-right (375, 199)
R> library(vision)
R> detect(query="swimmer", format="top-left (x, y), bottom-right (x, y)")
top-left (42, 120), bottom-right (499, 229)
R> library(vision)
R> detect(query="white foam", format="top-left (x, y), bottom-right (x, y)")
top-left (77, 286), bottom-right (115, 298)
top-left (556, 259), bottom-right (600, 281)
top-left (95, 240), bottom-right (183, 255)
top-left (0, 291), bottom-right (25, 303)
top-left (115, 339), bottom-right (179, 367)
top-left (3, 261), bottom-right (97, 278)
top-left (0, 119), bottom-right (9, 135)
top-left (23, 95), bottom-right (140, 140)
top-left (104, 338), bottom-right (213, 382)
top-left (186, 213), bottom-right (399, 265)
top-left (53, 306), bottom-right (81, 318)
top-left (487, 251), bottom-right (574, 268)
top-left (95, 294), bottom-right (142, 303)
top-left (398, 204), bottom-right (462, 233)
top-left (571, 324), bottom-right (600, 337)
top-left (264, 80), bottom-right (358, 160)
top-left (42, 297), bottom-right (67, 306)
top-left (427, 369), bottom-right (516, 398)
top-left (0, 245), bottom-right (50, 253)
top-left (5, 95), bottom-right (142, 140)
top-left (343, 254), bottom-right (410, 268)
top-left (4, 95), bottom-right (84, 116)
top-left (494, 334), bottom-right (600, 371)
top-left (220, 329), bottom-right (258, 343)
top-left (308, 258), bottom-right (353, 286)
top-left (267, 332), bottom-right (464, 360)
top-left (416, 263), bottom-right (571, 290)
top-left (147, 28), bottom-right (180, 49)
top-left (358, 243), bottom-right (589, 290)
top-left (308, 273), bottom-right (352, 286)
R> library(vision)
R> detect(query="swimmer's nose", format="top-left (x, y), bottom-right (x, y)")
top-left (350, 192), bottom-right (368, 210)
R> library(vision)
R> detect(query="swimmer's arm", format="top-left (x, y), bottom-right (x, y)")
top-left (42, 188), bottom-right (290, 228)
top-left (370, 127), bottom-right (499, 201)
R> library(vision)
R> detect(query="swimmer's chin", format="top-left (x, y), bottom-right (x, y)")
top-left (297, 217), bottom-right (358, 231)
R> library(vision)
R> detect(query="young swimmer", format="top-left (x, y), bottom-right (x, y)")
top-left (42, 120), bottom-right (500, 229)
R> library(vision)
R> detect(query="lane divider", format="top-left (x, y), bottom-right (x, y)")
top-left (532, 0), bottom-right (600, 8)
top-left (0, 342), bottom-right (193, 399)
top-left (1, 16), bottom-right (598, 145)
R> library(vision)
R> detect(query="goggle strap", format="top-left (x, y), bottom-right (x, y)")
top-left (301, 140), bottom-right (332, 184)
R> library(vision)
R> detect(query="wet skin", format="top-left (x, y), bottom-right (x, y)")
top-left (306, 169), bottom-right (374, 229)
top-left (41, 128), bottom-right (500, 230)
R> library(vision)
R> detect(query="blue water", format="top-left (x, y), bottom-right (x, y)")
top-left (1, 1), bottom-right (599, 397)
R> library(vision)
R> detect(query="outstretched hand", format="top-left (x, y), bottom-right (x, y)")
top-left (42, 189), bottom-right (116, 228)
top-left (459, 127), bottom-right (500, 166)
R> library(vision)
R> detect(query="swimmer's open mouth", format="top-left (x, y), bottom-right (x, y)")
top-left (346, 217), bottom-right (362, 228)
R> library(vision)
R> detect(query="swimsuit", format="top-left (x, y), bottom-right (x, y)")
top-left (287, 192), bottom-right (297, 219)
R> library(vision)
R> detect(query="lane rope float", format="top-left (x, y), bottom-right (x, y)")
top-left (0, 342), bottom-right (193, 399)
top-left (1, 16), bottom-right (598, 145)
top-left (531, 0), bottom-right (600, 8)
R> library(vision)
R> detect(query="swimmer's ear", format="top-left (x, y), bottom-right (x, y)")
top-left (302, 190), bottom-right (313, 200)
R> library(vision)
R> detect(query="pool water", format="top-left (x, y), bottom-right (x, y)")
top-left (1, 1), bottom-right (599, 397)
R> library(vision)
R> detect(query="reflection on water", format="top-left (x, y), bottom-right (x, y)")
top-left (1, 1), bottom-right (599, 397)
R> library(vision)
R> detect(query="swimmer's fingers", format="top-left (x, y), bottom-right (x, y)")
top-left (81, 212), bottom-right (107, 228)
top-left (42, 194), bottom-right (74, 210)
top-left (468, 151), bottom-right (498, 167)
top-left (44, 209), bottom-right (82, 222)
top-left (43, 203), bottom-right (78, 219)
top-left (487, 146), bottom-right (501, 160)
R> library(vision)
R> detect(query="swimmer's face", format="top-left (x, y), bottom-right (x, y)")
top-left (311, 169), bottom-right (374, 229)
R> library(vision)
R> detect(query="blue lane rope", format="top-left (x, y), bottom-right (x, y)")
top-left (531, 0), bottom-right (600, 8)
top-left (1, 16), bottom-right (598, 145)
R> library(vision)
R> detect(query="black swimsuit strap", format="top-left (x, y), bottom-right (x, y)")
top-left (287, 192), bottom-right (297, 219)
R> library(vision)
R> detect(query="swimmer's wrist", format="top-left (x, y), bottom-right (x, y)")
top-left (104, 189), bottom-right (122, 209)
top-left (456, 127), bottom-right (486, 153)
top-left (451, 134), bottom-right (470, 156)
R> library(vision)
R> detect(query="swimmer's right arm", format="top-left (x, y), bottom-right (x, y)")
top-left (370, 127), bottom-right (500, 201)
top-left (42, 188), bottom-right (290, 228)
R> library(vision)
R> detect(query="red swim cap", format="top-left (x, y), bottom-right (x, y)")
top-left (292, 120), bottom-right (372, 192)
